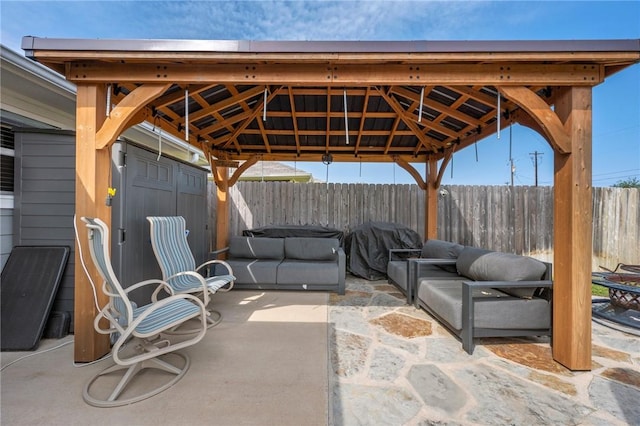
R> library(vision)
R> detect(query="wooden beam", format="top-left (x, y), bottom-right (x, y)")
top-left (66, 62), bottom-right (603, 86)
top-left (74, 84), bottom-right (111, 362)
top-left (552, 86), bottom-right (593, 371)
top-left (354, 87), bottom-right (371, 156)
top-left (498, 86), bottom-right (571, 154)
top-left (214, 166), bottom-right (230, 252)
top-left (376, 88), bottom-right (437, 152)
top-left (96, 83), bottom-right (171, 149)
top-left (425, 159), bottom-right (438, 240)
top-left (393, 156), bottom-right (426, 189)
top-left (228, 156), bottom-right (259, 187)
top-left (222, 86), bottom-right (283, 152)
top-left (435, 147), bottom-right (455, 188)
top-left (288, 86), bottom-right (301, 154)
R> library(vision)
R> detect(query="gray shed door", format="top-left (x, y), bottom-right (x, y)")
top-left (110, 142), bottom-right (208, 304)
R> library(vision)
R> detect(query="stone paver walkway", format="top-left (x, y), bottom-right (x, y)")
top-left (328, 277), bottom-right (640, 426)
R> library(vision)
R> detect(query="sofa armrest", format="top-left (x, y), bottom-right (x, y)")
top-left (463, 280), bottom-right (553, 290)
top-left (461, 280), bottom-right (553, 354)
top-left (407, 258), bottom-right (458, 303)
top-left (337, 247), bottom-right (346, 295)
top-left (388, 248), bottom-right (422, 261)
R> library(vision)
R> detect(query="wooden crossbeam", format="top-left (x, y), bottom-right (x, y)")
top-left (66, 62), bottom-right (603, 86)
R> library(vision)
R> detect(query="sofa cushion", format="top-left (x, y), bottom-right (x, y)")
top-left (456, 247), bottom-right (547, 298)
top-left (228, 237), bottom-right (285, 260)
top-left (277, 260), bottom-right (339, 285)
top-left (284, 237), bottom-right (339, 261)
top-left (421, 240), bottom-right (464, 272)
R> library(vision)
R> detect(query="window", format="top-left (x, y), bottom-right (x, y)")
top-left (1, 125), bottom-right (15, 192)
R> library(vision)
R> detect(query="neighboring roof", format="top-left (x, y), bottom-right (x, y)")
top-left (239, 161), bottom-right (313, 182)
top-left (21, 37), bottom-right (640, 166)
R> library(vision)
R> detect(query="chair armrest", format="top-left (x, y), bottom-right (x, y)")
top-left (210, 247), bottom-right (229, 256)
top-left (388, 248), bottom-right (422, 261)
top-left (159, 271), bottom-right (210, 304)
top-left (124, 279), bottom-right (174, 295)
top-left (196, 259), bottom-right (234, 277)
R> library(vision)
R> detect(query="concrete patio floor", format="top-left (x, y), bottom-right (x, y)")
top-left (2, 275), bottom-right (639, 425)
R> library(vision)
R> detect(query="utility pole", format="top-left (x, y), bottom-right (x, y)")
top-left (529, 151), bottom-right (543, 186)
top-left (510, 158), bottom-right (515, 187)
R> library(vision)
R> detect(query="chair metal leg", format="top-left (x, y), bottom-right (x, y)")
top-left (83, 352), bottom-right (191, 408)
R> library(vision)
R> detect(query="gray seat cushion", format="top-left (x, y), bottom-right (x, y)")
top-left (226, 259), bottom-right (280, 285)
top-left (418, 279), bottom-right (550, 331)
top-left (277, 260), bottom-right (339, 285)
top-left (228, 237), bottom-right (285, 260)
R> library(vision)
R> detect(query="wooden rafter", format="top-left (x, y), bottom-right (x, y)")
top-left (221, 86), bottom-right (283, 152)
top-left (354, 87), bottom-right (371, 156)
top-left (384, 115), bottom-right (402, 155)
top-left (376, 87), bottom-right (437, 153)
top-left (288, 86), bottom-right (301, 155)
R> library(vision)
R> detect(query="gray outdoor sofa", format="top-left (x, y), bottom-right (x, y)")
top-left (216, 236), bottom-right (346, 294)
top-left (388, 240), bottom-right (553, 353)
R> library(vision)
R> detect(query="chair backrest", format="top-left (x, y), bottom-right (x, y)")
top-left (82, 217), bottom-right (132, 326)
top-left (147, 216), bottom-right (197, 280)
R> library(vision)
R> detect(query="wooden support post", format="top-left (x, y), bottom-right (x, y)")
top-left (425, 159), bottom-right (438, 240)
top-left (74, 84), bottom-right (111, 362)
top-left (215, 166), bottom-right (230, 253)
top-left (552, 86), bottom-right (593, 370)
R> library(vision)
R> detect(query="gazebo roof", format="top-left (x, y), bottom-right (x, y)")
top-left (22, 37), bottom-right (640, 166)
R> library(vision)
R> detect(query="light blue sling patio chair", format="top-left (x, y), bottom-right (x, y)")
top-left (80, 217), bottom-right (207, 407)
top-left (147, 216), bottom-right (235, 330)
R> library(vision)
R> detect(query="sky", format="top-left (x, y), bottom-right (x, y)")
top-left (1, 0), bottom-right (638, 186)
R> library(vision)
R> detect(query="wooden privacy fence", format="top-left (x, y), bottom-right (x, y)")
top-left (208, 182), bottom-right (639, 270)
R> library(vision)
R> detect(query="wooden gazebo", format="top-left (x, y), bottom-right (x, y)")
top-left (22, 37), bottom-right (640, 370)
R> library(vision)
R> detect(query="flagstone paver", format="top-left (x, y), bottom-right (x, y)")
top-left (329, 277), bottom-right (640, 426)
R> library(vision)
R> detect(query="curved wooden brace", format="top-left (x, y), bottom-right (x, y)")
top-left (393, 156), bottom-right (426, 189)
top-left (228, 155), bottom-right (259, 187)
top-left (498, 86), bottom-right (571, 154)
top-left (435, 147), bottom-right (454, 188)
top-left (96, 83), bottom-right (171, 149)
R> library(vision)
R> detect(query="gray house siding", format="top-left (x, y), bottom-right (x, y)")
top-left (11, 131), bottom-right (208, 331)
top-left (12, 129), bottom-right (76, 326)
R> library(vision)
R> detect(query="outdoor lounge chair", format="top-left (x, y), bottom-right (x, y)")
top-left (80, 217), bottom-right (207, 407)
top-left (147, 216), bottom-right (235, 330)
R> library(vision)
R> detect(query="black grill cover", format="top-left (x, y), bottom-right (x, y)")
top-left (345, 222), bottom-right (422, 280)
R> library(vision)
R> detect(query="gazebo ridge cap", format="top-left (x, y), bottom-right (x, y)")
top-left (22, 36), bottom-right (640, 54)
